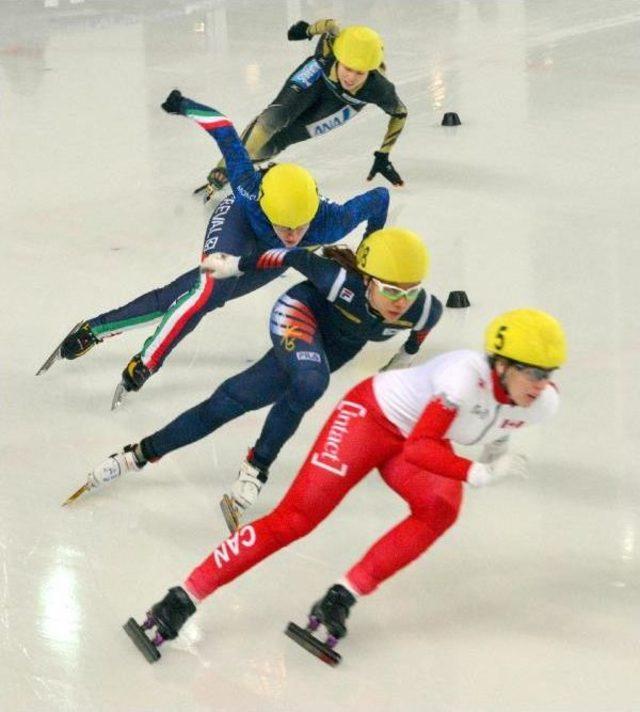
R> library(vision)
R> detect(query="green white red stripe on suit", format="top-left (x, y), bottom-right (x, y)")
top-left (185, 107), bottom-right (233, 132)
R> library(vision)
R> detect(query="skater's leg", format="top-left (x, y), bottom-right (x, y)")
top-left (184, 378), bottom-right (404, 600)
top-left (138, 350), bottom-right (288, 460)
top-left (71, 352), bottom-right (288, 500)
top-left (124, 198), bottom-right (269, 380)
top-left (203, 83), bottom-right (311, 187)
top-left (202, 116), bottom-right (279, 193)
top-left (250, 291), bottom-right (330, 468)
top-left (137, 269), bottom-right (229, 371)
top-left (87, 267), bottom-right (201, 338)
top-left (221, 292), bottom-right (330, 526)
top-left (345, 453), bottom-right (463, 595)
top-left (138, 264), bottom-right (285, 375)
top-left (42, 268), bottom-right (202, 370)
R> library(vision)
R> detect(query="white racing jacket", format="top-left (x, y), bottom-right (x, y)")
top-left (372, 350), bottom-right (559, 480)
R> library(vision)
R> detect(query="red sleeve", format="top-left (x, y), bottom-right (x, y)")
top-left (403, 396), bottom-right (473, 481)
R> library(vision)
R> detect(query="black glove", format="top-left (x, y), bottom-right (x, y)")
top-left (366, 151), bottom-right (404, 186)
top-left (161, 89), bottom-right (184, 115)
top-left (287, 21), bottom-right (311, 41)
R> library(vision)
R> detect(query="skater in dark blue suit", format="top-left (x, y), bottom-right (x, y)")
top-left (41, 91), bottom-right (389, 402)
top-left (72, 228), bottom-right (443, 532)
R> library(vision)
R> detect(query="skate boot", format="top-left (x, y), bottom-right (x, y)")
top-left (122, 354), bottom-right (152, 392)
top-left (111, 354), bottom-right (152, 410)
top-left (220, 453), bottom-right (269, 533)
top-left (62, 444), bottom-right (145, 505)
top-left (61, 321), bottom-right (101, 359)
top-left (285, 584), bottom-right (356, 666)
top-left (36, 320), bottom-right (101, 375)
top-left (124, 586), bottom-right (196, 663)
top-left (194, 167), bottom-right (228, 203)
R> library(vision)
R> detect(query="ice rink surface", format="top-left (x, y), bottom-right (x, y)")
top-left (1, 0), bottom-right (639, 710)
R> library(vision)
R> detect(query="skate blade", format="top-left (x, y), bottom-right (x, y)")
top-left (111, 381), bottom-right (127, 411)
top-left (220, 494), bottom-right (240, 534)
top-left (62, 482), bottom-right (91, 507)
top-left (285, 622), bottom-right (341, 667)
top-left (36, 320), bottom-right (83, 375)
top-left (123, 618), bottom-right (161, 663)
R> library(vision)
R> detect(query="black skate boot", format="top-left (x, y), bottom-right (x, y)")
top-left (285, 584), bottom-right (356, 666)
top-left (122, 354), bottom-right (152, 392)
top-left (111, 354), bottom-right (152, 410)
top-left (194, 166), bottom-right (228, 203)
top-left (123, 586), bottom-right (196, 663)
top-left (36, 320), bottom-right (101, 375)
top-left (60, 321), bottom-right (101, 360)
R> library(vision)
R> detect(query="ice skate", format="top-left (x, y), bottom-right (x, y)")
top-left (111, 354), bottom-right (152, 410)
top-left (36, 320), bottom-right (100, 375)
top-left (219, 456), bottom-right (268, 533)
top-left (62, 445), bottom-right (142, 505)
top-left (193, 167), bottom-right (228, 204)
top-left (124, 586), bottom-right (196, 663)
top-left (285, 584), bottom-right (356, 667)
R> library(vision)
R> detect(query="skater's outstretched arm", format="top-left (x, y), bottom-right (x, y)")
top-left (349, 58), bottom-right (407, 187)
top-left (332, 186), bottom-right (389, 240)
top-left (202, 248), bottom-right (350, 297)
top-left (161, 90), bottom-right (258, 193)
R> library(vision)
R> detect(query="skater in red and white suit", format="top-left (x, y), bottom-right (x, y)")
top-left (130, 309), bottom-right (567, 660)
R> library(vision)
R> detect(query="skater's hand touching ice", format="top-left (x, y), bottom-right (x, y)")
top-left (200, 252), bottom-right (242, 279)
top-left (380, 346), bottom-right (415, 371)
top-left (367, 151), bottom-right (404, 186)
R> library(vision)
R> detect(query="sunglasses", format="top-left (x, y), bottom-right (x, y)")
top-left (512, 363), bottom-right (556, 382)
top-left (372, 278), bottom-right (421, 302)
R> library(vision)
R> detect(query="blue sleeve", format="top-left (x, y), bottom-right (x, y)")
top-left (308, 186), bottom-right (389, 245)
top-left (238, 248), bottom-right (344, 298)
top-left (404, 296), bottom-right (443, 355)
top-left (178, 96), bottom-right (259, 194)
top-left (337, 186), bottom-right (389, 239)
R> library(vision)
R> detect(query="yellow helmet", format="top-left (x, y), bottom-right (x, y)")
top-left (356, 228), bottom-right (429, 283)
top-left (332, 26), bottom-right (384, 72)
top-left (485, 309), bottom-right (567, 368)
top-left (259, 164), bottom-right (319, 228)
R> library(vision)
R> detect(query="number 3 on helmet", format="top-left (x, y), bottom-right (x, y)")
top-left (355, 228), bottom-right (429, 283)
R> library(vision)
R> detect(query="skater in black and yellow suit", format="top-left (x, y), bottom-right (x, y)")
top-left (196, 21), bottom-right (408, 201)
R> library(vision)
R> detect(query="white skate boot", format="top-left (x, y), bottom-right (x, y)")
top-left (62, 445), bottom-right (143, 505)
top-left (220, 457), bottom-right (268, 533)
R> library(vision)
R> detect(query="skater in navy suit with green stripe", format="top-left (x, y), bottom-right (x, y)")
top-left (38, 92), bottom-right (389, 405)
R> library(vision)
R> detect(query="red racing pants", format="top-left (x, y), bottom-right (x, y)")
top-left (185, 377), bottom-right (463, 600)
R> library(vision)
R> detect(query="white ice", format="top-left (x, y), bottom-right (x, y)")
top-left (1, 1), bottom-right (639, 710)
